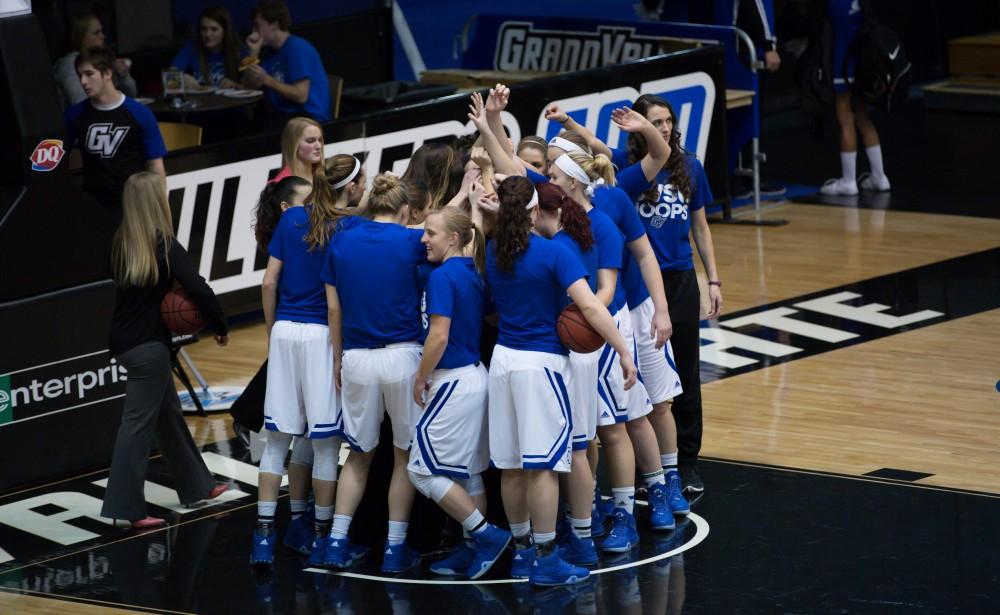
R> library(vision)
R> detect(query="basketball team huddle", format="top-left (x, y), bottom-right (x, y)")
top-left (251, 84), bottom-right (723, 587)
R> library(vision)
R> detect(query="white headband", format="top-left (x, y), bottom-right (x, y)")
top-left (332, 158), bottom-right (361, 189)
top-left (554, 154), bottom-right (591, 187)
top-left (526, 188), bottom-right (539, 210)
top-left (548, 136), bottom-right (586, 155)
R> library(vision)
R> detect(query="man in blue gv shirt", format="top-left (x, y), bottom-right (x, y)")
top-left (242, 1), bottom-right (331, 123)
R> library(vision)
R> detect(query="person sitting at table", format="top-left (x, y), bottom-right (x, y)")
top-left (53, 11), bottom-right (137, 108)
top-left (170, 5), bottom-right (244, 90)
top-left (269, 116), bottom-right (325, 184)
top-left (242, 0), bottom-right (331, 124)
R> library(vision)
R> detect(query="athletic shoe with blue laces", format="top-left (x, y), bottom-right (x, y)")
top-left (601, 508), bottom-right (639, 553)
top-left (250, 530), bottom-right (276, 565)
top-left (381, 542), bottom-right (420, 574)
top-left (429, 541), bottom-right (474, 576)
top-left (467, 524), bottom-right (512, 580)
top-left (647, 483), bottom-right (675, 530)
top-left (558, 531), bottom-right (598, 566)
top-left (283, 515), bottom-right (314, 554)
top-left (510, 545), bottom-right (536, 579)
top-left (666, 470), bottom-right (690, 515)
top-left (529, 551), bottom-right (590, 586)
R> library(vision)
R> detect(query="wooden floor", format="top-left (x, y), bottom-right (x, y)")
top-left (0, 590), bottom-right (149, 614)
top-left (179, 202), bottom-right (1000, 494)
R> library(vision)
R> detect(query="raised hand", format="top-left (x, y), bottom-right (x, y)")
top-left (611, 106), bottom-right (651, 133)
top-left (486, 83), bottom-right (510, 114)
top-left (544, 103), bottom-right (568, 124)
top-left (468, 91), bottom-right (488, 129)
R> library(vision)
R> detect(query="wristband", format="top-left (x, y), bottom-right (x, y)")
top-left (708, 280), bottom-right (722, 288)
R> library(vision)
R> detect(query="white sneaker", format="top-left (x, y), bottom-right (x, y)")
top-left (858, 173), bottom-right (891, 192)
top-left (820, 177), bottom-right (859, 196)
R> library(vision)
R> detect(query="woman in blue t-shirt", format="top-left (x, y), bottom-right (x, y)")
top-left (170, 6), bottom-right (242, 89)
top-left (624, 93), bottom-right (723, 496)
top-left (251, 169), bottom-right (349, 567)
top-left (486, 176), bottom-right (636, 586)
top-left (319, 174), bottom-right (427, 574)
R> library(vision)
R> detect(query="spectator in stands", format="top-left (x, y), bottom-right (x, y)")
top-left (170, 6), bottom-right (244, 90)
top-left (242, 1), bottom-right (331, 123)
top-left (270, 117), bottom-right (325, 184)
top-left (65, 47), bottom-right (167, 220)
top-left (53, 12), bottom-right (136, 108)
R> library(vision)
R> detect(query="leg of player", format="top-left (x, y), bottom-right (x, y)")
top-left (628, 416), bottom-right (674, 529)
top-left (282, 437), bottom-right (314, 555)
top-left (562, 449), bottom-right (598, 565)
top-left (597, 423), bottom-right (640, 552)
top-left (501, 469), bottom-right (534, 579)
top-left (822, 92), bottom-right (860, 196)
top-left (251, 429), bottom-right (292, 565)
top-left (321, 448), bottom-right (374, 568)
top-left (854, 103), bottom-right (890, 191)
top-left (306, 436), bottom-right (339, 566)
top-left (382, 445), bottom-right (420, 573)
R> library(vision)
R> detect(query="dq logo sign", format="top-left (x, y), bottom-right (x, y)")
top-left (29, 139), bottom-right (65, 172)
top-left (537, 73), bottom-right (715, 163)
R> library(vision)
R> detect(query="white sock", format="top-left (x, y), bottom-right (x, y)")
top-left (865, 144), bottom-right (885, 178)
top-left (510, 521), bottom-right (531, 538)
top-left (642, 469), bottom-right (665, 487)
top-left (661, 452), bottom-right (678, 472)
top-left (290, 499), bottom-right (307, 520)
top-left (840, 151), bottom-right (857, 183)
top-left (314, 505), bottom-right (333, 522)
top-left (532, 530), bottom-right (556, 546)
top-left (330, 514), bottom-right (352, 539)
top-left (257, 500), bottom-right (277, 519)
top-left (612, 487), bottom-right (635, 515)
top-left (387, 520), bottom-right (409, 546)
top-left (461, 509), bottom-right (487, 535)
top-left (570, 517), bottom-right (591, 539)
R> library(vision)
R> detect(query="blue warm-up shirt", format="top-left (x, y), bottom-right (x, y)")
top-left (260, 35), bottom-right (331, 122)
top-left (425, 257), bottom-right (486, 369)
top-left (268, 206), bottom-right (328, 325)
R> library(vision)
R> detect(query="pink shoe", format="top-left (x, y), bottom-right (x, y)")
top-left (113, 516), bottom-right (166, 529)
top-left (207, 483), bottom-right (229, 500)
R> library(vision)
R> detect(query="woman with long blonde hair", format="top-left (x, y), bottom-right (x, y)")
top-left (270, 117), bottom-right (325, 185)
top-left (102, 172), bottom-right (230, 528)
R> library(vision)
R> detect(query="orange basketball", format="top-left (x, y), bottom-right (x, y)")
top-left (161, 288), bottom-right (206, 335)
top-left (557, 304), bottom-right (604, 353)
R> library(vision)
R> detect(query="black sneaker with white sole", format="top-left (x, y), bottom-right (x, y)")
top-left (678, 464), bottom-right (704, 494)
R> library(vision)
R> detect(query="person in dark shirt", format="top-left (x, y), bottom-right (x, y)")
top-left (102, 171), bottom-right (229, 528)
top-left (65, 46), bottom-right (167, 220)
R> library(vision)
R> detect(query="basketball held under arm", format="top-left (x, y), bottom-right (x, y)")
top-left (168, 241), bottom-right (227, 336)
top-left (566, 279), bottom-right (637, 389)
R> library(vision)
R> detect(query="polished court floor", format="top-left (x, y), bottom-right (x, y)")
top-left (3, 93), bottom-right (1000, 615)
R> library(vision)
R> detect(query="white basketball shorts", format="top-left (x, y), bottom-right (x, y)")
top-left (630, 297), bottom-right (683, 405)
top-left (264, 321), bottom-right (341, 439)
top-left (340, 343), bottom-right (422, 452)
top-left (568, 348), bottom-right (600, 451)
top-left (597, 307), bottom-right (652, 426)
top-left (488, 345), bottom-right (572, 472)
top-left (408, 363), bottom-right (489, 479)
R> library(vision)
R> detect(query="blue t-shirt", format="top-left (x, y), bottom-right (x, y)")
top-left (627, 155), bottom-right (713, 271)
top-left (486, 235), bottom-right (588, 355)
top-left (417, 262), bottom-right (435, 341)
top-left (525, 167), bottom-right (548, 185)
top-left (425, 257), bottom-right (486, 369)
top-left (261, 35), bottom-right (331, 122)
top-left (593, 185), bottom-right (649, 308)
top-left (321, 218), bottom-right (426, 349)
top-left (588, 207), bottom-right (625, 314)
top-left (171, 42), bottom-right (238, 86)
top-left (611, 146), bottom-right (630, 171)
top-left (268, 206), bottom-right (328, 325)
top-left (551, 230), bottom-right (598, 301)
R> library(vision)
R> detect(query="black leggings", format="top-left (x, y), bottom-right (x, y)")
top-left (662, 269), bottom-right (702, 463)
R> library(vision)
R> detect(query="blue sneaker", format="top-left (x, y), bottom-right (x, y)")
top-left (321, 536), bottom-right (358, 569)
top-left (648, 483), bottom-right (675, 530)
top-left (558, 531), bottom-right (598, 567)
top-left (529, 551), bottom-right (590, 586)
top-left (250, 530), bottom-right (276, 565)
top-left (429, 541), bottom-right (474, 576)
top-left (601, 508), bottom-right (638, 553)
top-left (467, 524), bottom-right (512, 580)
top-left (666, 470), bottom-right (690, 515)
top-left (590, 508), bottom-right (606, 538)
top-left (510, 545), bottom-right (536, 579)
top-left (283, 515), bottom-right (314, 554)
top-left (595, 490), bottom-right (614, 517)
top-left (381, 542), bottom-right (420, 574)
top-left (307, 533), bottom-right (327, 566)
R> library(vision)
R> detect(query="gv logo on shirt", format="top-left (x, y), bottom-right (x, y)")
top-left (85, 124), bottom-right (129, 158)
top-left (637, 183), bottom-right (688, 228)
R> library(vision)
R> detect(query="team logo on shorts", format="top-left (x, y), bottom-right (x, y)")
top-left (29, 139), bottom-right (65, 172)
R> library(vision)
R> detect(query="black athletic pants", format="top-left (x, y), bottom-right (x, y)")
top-left (662, 268), bottom-right (702, 464)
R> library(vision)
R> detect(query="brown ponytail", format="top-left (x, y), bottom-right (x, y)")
top-left (536, 182), bottom-right (594, 252)
top-left (493, 176), bottom-right (535, 272)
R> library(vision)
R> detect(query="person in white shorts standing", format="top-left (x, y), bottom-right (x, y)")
top-left (486, 176), bottom-right (637, 586)
top-left (406, 208), bottom-right (512, 580)
top-left (319, 174), bottom-right (426, 573)
top-left (251, 182), bottom-right (344, 567)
